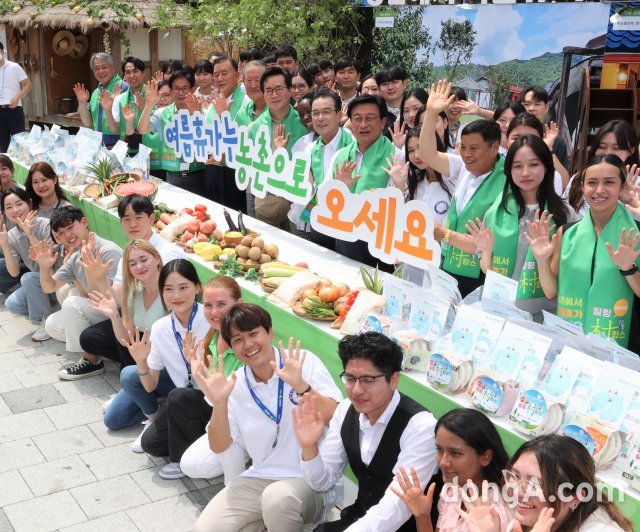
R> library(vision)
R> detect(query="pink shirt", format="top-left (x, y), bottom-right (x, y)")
top-left (436, 484), bottom-right (512, 532)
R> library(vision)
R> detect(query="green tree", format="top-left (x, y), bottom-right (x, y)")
top-left (438, 18), bottom-right (477, 82)
top-left (371, 7), bottom-right (435, 88)
top-left (486, 64), bottom-right (516, 108)
top-left (183, 0), bottom-right (364, 62)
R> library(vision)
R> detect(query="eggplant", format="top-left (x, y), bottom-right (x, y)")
top-left (223, 209), bottom-right (238, 232)
top-left (238, 211), bottom-right (248, 235)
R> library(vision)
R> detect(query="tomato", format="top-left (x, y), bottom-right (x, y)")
top-left (188, 222), bottom-right (200, 234)
top-left (346, 290), bottom-right (359, 307)
top-left (194, 204), bottom-right (207, 213)
top-left (194, 210), bottom-right (206, 220)
top-left (184, 208), bottom-right (194, 215)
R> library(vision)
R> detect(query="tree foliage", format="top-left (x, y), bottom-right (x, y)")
top-left (371, 7), bottom-right (434, 88)
top-left (438, 18), bottom-right (477, 82)
top-left (486, 64), bottom-right (517, 107)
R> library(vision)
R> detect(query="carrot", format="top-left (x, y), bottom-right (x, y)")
top-left (156, 221), bottom-right (167, 231)
top-left (159, 213), bottom-right (173, 225)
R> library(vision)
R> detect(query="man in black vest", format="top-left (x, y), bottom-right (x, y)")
top-left (294, 332), bottom-right (438, 531)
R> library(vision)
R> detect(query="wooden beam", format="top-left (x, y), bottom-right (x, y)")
top-left (150, 29), bottom-right (158, 77)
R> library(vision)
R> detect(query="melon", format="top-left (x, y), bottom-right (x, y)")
top-left (114, 181), bottom-right (158, 202)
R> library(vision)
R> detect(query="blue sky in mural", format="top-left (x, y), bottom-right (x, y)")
top-left (421, 3), bottom-right (610, 65)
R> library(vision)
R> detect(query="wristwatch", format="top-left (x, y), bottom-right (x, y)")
top-left (619, 265), bottom-right (638, 276)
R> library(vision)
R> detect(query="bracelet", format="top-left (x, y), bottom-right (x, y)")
top-left (619, 265), bottom-right (638, 277)
top-left (443, 229), bottom-right (452, 245)
top-left (138, 368), bottom-right (150, 377)
top-left (296, 384), bottom-right (312, 397)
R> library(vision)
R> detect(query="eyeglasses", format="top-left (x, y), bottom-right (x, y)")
top-left (172, 86), bottom-right (192, 94)
top-left (502, 469), bottom-right (543, 495)
top-left (340, 372), bottom-right (391, 388)
top-left (293, 84), bottom-right (310, 91)
top-left (351, 115), bottom-right (381, 125)
top-left (311, 110), bottom-right (338, 119)
top-left (264, 86), bottom-right (288, 96)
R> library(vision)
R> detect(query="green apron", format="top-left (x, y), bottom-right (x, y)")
top-left (558, 203), bottom-right (638, 347)
top-left (442, 158), bottom-right (506, 279)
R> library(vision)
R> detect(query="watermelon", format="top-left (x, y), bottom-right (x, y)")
top-left (114, 181), bottom-right (158, 202)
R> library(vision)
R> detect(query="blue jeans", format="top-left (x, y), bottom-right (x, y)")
top-left (5, 272), bottom-right (55, 321)
top-left (104, 365), bottom-right (176, 431)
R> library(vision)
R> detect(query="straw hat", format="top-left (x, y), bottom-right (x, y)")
top-left (70, 35), bottom-right (89, 59)
top-left (52, 30), bottom-right (76, 56)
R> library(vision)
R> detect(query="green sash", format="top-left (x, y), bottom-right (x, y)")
top-left (117, 87), bottom-right (145, 139)
top-left (248, 105), bottom-right (309, 157)
top-left (332, 134), bottom-right (395, 194)
top-left (235, 100), bottom-right (267, 127)
top-left (159, 104), bottom-right (205, 173)
top-left (558, 204), bottom-right (638, 347)
top-left (442, 157), bottom-right (506, 279)
top-left (89, 75), bottom-right (122, 134)
top-left (209, 330), bottom-right (242, 377)
top-left (300, 129), bottom-right (354, 224)
top-left (205, 84), bottom-right (249, 122)
top-left (485, 193), bottom-right (549, 299)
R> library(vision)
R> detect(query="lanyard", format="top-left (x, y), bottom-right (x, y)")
top-left (245, 350), bottom-right (284, 448)
top-left (171, 302), bottom-right (198, 388)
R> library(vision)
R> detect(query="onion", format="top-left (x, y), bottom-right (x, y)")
top-left (318, 285), bottom-right (340, 303)
top-left (316, 278), bottom-right (333, 290)
top-left (334, 282), bottom-right (350, 297)
top-left (302, 288), bottom-right (318, 300)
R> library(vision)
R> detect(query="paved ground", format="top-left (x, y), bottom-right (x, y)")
top-left (0, 295), bottom-right (225, 532)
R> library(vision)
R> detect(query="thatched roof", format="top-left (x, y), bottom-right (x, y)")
top-left (0, 1), bottom-right (185, 31)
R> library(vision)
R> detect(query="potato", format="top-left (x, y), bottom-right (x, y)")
top-left (236, 245), bottom-right (250, 258)
top-left (236, 257), bottom-right (247, 265)
top-left (252, 237), bottom-right (265, 251)
top-left (264, 243), bottom-right (279, 259)
top-left (240, 235), bottom-right (254, 247)
top-left (248, 246), bottom-right (262, 261)
top-left (246, 258), bottom-right (261, 268)
top-left (259, 254), bottom-right (272, 264)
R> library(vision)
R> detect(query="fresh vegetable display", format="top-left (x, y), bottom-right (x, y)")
top-left (292, 279), bottom-right (352, 322)
top-left (234, 234), bottom-right (280, 271)
top-left (114, 180), bottom-right (158, 202)
top-left (260, 262), bottom-right (306, 291)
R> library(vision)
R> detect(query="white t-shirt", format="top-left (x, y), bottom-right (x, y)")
top-left (0, 60), bottom-right (28, 106)
top-left (413, 179), bottom-right (453, 225)
top-left (146, 303), bottom-right (210, 388)
top-left (223, 348), bottom-right (343, 480)
top-left (113, 231), bottom-right (186, 286)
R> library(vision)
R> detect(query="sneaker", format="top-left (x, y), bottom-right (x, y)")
top-left (57, 359), bottom-right (105, 381)
top-left (159, 462), bottom-right (186, 480)
top-left (101, 396), bottom-right (115, 413)
top-left (31, 320), bottom-right (51, 342)
top-left (131, 420), bottom-right (152, 453)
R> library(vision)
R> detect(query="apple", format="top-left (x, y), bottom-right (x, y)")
top-left (181, 231), bottom-right (195, 243)
top-left (200, 222), bottom-right (214, 235)
top-left (295, 262), bottom-right (309, 269)
top-left (196, 233), bottom-right (209, 242)
top-left (187, 222), bottom-right (200, 234)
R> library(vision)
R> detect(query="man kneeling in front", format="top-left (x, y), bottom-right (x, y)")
top-left (294, 332), bottom-right (438, 531)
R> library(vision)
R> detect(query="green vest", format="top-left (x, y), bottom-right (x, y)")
top-left (300, 129), bottom-right (354, 224)
top-left (558, 204), bottom-right (638, 347)
top-left (331, 134), bottom-right (395, 194)
top-left (248, 105), bottom-right (309, 157)
top-left (89, 75), bottom-right (122, 135)
top-left (159, 104), bottom-right (205, 173)
top-left (485, 192), bottom-right (550, 299)
top-left (442, 157), bottom-right (506, 279)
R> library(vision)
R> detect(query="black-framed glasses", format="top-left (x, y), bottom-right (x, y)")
top-left (340, 372), bottom-right (391, 388)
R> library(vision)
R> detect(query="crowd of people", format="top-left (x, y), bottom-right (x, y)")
top-left (0, 41), bottom-right (637, 530)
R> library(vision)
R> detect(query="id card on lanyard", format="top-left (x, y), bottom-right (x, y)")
top-left (171, 302), bottom-right (198, 388)
top-left (245, 350), bottom-right (284, 449)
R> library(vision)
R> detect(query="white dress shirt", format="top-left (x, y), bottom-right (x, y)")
top-left (447, 153), bottom-right (494, 214)
top-left (219, 348), bottom-right (343, 481)
top-left (300, 391), bottom-right (438, 532)
top-left (0, 60), bottom-right (28, 106)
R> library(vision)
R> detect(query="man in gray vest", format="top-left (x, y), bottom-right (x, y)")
top-left (294, 332), bottom-right (438, 531)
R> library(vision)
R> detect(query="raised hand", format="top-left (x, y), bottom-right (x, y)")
top-left (627, 164), bottom-right (640, 187)
top-left (511, 508), bottom-right (555, 532)
top-left (426, 80), bottom-right (455, 116)
top-left (87, 290), bottom-right (119, 319)
top-left (458, 99), bottom-right (481, 116)
top-left (133, 92), bottom-right (145, 112)
top-left (274, 124), bottom-right (290, 150)
top-left (465, 217), bottom-right (494, 254)
top-left (153, 70), bottom-right (164, 83)
top-left (99, 89), bottom-right (115, 111)
top-left (121, 327), bottom-right (152, 364)
top-left (185, 92), bottom-right (202, 115)
top-left (455, 480), bottom-right (502, 532)
top-left (0, 221), bottom-right (8, 247)
top-left (525, 210), bottom-right (557, 261)
top-left (389, 121), bottom-right (407, 149)
top-left (79, 239), bottom-right (113, 284)
top-left (192, 350), bottom-right (237, 405)
top-left (29, 240), bottom-right (59, 269)
top-left (606, 227), bottom-right (640, 270)
top-left (182, 330), bottom-right (199, 365)
top-left (144, 79), bottom-right (160, 108)
top-left (335, 160), bottom-right (360, 188)
top-left (292, 393), bottom-right (325, 448)
top-left (121, 104), bottom-right (136, 125)
top-left (73, 82), bottom-right (90, 104)
top-left (543, 121), bottom-right (559, 151)
top-left (273, 337), bottom-right (307, 390)
top-left (382, 154), bottom-right (409, 189)
top-left (15, 210), bottom-right (38, 238)
top-left (390, 466), bottom-right (435, 519)
top-left (213, 90), bottom-right (232, 116)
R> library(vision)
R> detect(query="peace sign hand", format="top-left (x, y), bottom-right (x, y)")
top-left (273, 337), bottom-right (307, 390)
top-left (606, 227), bottom-right (640, 271)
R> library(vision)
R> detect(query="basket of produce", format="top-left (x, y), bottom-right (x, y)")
top-left (292, 297), bottom-right (338, 321)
